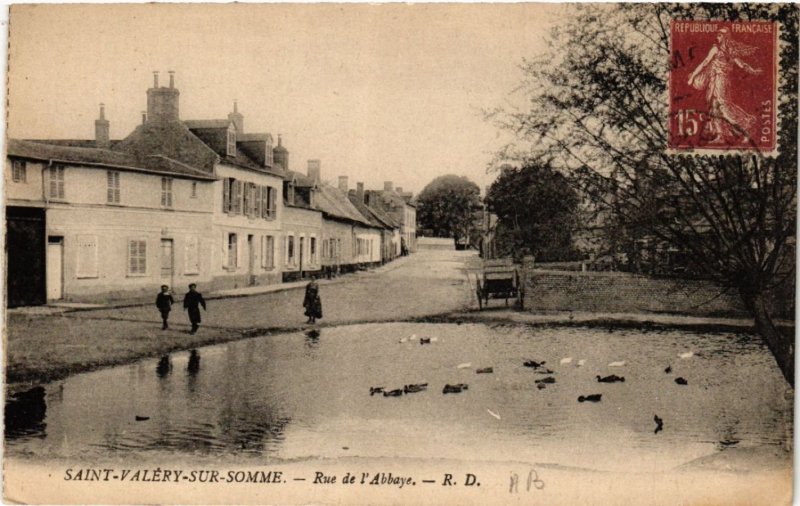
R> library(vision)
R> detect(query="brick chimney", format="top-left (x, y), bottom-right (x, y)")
top-left (307, 159), bottom-right (321, 183)
top-left (356, 182), bottom-right (364, 203)
top-left (384, 181), bottom-right (393, 192)
top-left (228, 100), bottom-right (244, 133)
top-left (95, 103), bottom-right (110, 148)
top-left (338, 176), bottom-right (348, 192)
top-left (146, 70), bottom-right (180, 123)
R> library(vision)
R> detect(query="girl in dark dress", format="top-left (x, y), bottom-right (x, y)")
top-left (303, 277), bottom-right (323, 324)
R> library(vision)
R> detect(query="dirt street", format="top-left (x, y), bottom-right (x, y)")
top-left (6, 249), bottom-right (477, 386)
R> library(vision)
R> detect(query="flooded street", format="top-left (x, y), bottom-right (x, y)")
top-left (6, 322), bottom-right (791, 473)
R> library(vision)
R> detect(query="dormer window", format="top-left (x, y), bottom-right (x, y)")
top-left (226, 126), bottom-right (236, 157)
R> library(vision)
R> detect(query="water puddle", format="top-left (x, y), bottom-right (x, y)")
top-left (5, 323), bottom-right (792, 472)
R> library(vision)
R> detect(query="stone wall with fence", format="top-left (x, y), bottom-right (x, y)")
top-left (521, 266), bottom-right (794, 318)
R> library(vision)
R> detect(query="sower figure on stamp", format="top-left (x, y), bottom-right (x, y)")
top-left (688, 27), bottom-right (762, 143)
top-left (183, 283), bottom-right (206, 335)
top-left (155, 285), bottom-right (175, 330)
top-left (303, 276), bottom-right (323, 324)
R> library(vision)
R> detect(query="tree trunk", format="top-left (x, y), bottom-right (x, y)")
top-left (742, 290), bottom-right (794, 387)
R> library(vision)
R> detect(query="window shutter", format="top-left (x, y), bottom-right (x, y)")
top-left (254, 186), bottom-right (261, 219)
top-left (235, 180), bottom-right (243, 214)
top-left (223, 178), bottom-right (230, 212)
top-left (269, 187), bottom-right (277, 218)
top-left (261, 186), bottom-right (269, 219)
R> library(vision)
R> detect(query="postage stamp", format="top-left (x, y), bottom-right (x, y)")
top-left (668, 20), bottom-right (778, 154)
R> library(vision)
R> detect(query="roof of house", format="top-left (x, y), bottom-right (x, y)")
top-left (7, 138), bottom-right (217, 180)
top-left (314, 183), bottom-right (373, 226)
top-left (113, 121), bottom-right (220, 173)
top-left (284, 170), bottom-right (317, 188)
top-left (183, 119), bottom-right (231, 130)
top-left (348, 193), bottom-right (399, 229)
top-left (185, 119), bottom-right (283, 177)
top-left (366, 189), bottom-right (417, 210)
top-left (24, 139), bottom-right (123, 149)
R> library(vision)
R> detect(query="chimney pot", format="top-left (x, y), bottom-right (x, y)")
top-left (153, 71), bottom-right (159, 88)
top-left (338, 176), bottom-right (349, 192)
top-left (141, 111), bottom-right (147, 125)
top-left (168, 71), bottom-right (175, 88)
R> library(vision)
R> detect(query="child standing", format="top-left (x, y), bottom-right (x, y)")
top-left (183, 283), bottom-right (207, 335)
top-left (155, 285), bottom-right (174, 330)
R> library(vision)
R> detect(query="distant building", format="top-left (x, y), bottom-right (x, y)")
top-left (281, 159), bottom-right (323, 281)
top-left (365, 181), bottom-right (417, 253)
top-left (348, 182), bottom-right (401, 264)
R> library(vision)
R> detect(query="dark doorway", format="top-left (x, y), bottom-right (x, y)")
top-left (6, 206), bottom-right (46, 307)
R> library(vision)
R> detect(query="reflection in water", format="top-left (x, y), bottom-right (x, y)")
top-left (156, 355), bottom-right (172, 378)
top-left (4, 323), bottom-right (793, 471)
top-left (5, 386), bottom-right (47, 439)
top-left (305, 329), bottom-right (320, 349)
top-left (188, 350), bottom-right (201, 375)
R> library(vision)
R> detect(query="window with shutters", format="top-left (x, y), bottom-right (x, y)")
top-left (48, 165), bottom-right (65, 199)
top-left (161, 177), bottom-right (173, 207)
top-left (11, 160), bottom-right (26, 183)
top-left (128, 239), bottom-right (147, 276)
top-left (261, 235), bottom-right (275, 269)
top-left (185, 236), bottom-right (199, 274)
top-left (76, 235), bottom-right (99, 278)
top-left (227, 233), bottom-right (238, 269)
top-left (107, 171), bottom-right (121, 204)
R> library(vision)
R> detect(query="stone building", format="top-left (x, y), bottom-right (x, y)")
top-left (114, 73), bottom-right (285, 290)
top-left (6, 106), bottom-right (216, 305)
top-left (281, 159), bottom-right (323, 281)
top-left (365, 181), bottom-right (417, 253)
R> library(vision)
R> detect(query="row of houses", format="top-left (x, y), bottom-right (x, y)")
top-left (6, 73), bottom-right (417, 307)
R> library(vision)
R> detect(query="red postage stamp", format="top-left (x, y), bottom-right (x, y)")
top-left (668, 20), bottom-right (778, 154)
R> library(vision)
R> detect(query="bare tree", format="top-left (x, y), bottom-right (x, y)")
top-left (493, 4), bottom-right (797, 385)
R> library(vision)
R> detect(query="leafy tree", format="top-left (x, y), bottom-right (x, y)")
top-left (486, 163), bottom-right (581, 262)
top-left (492, 4), bottom-right (797, 385)
top-left (417, 175), bottom-right (482, 243)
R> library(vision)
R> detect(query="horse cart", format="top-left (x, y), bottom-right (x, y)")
top-left (475, 258), bottom-right (522, 309)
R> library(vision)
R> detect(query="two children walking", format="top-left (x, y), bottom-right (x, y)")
top-left (155, 284), bottom-right (206, 334)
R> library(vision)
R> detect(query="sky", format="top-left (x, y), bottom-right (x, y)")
top-left (7, 3), bottom-right (563, 195)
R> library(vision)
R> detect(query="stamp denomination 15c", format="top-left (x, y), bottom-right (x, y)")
top-left (669, 20), bottom-right (778, 155)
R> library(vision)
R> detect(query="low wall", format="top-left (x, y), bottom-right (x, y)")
top-left (523, 269), bottom-right (750, 317)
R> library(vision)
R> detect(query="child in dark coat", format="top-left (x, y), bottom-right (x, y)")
top-left (155, 285), bottom-right (175, 330)
top-left (183, 284), bottom-right (206, 335)
top-left (303, 277), bottom-right (323, 324)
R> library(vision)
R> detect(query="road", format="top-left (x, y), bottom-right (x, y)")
top-left (6, 249), bottom-right (478, 386)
